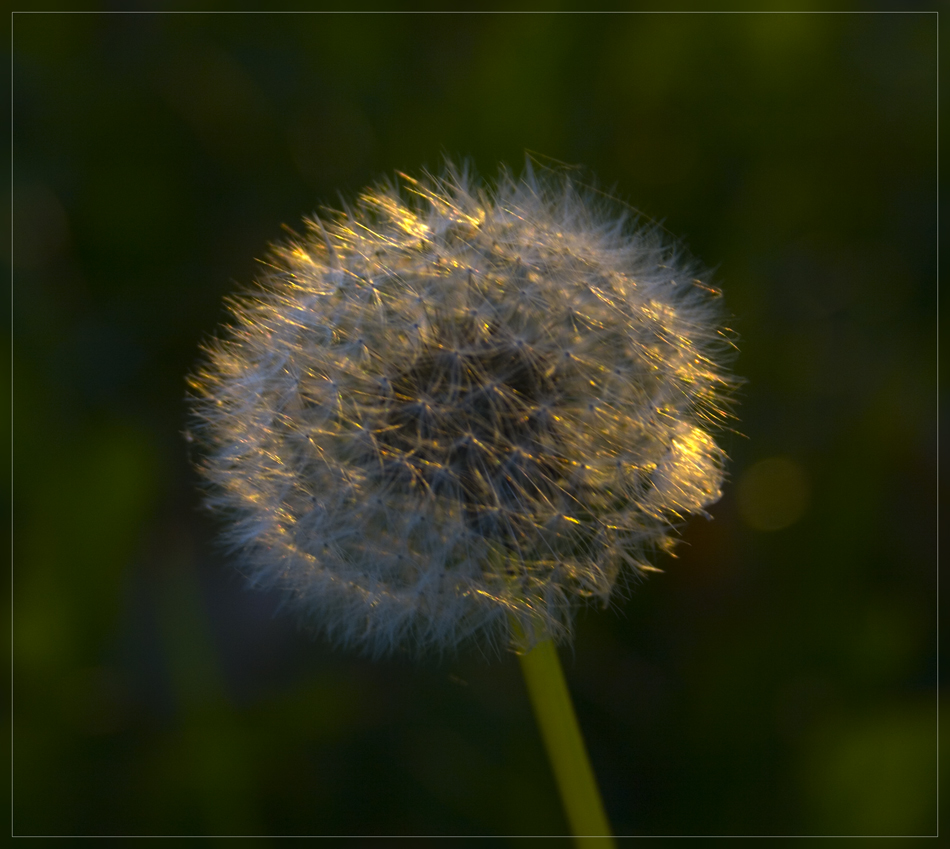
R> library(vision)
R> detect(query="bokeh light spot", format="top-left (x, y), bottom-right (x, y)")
top-left (737, 456), bottom-right (809, 531)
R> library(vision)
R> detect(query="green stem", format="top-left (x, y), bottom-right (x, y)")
top-left (517, 635), bottom-right (615, 846)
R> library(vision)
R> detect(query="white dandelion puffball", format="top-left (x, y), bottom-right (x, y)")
top-left (189, 160), bottom-right (737, 656)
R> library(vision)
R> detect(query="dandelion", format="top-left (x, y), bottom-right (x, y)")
top-left (189, 159), bottom-right (735, 658)
top-left (188, 159), bottom-right (737, 840)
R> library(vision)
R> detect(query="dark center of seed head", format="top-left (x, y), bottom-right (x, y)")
top-left (374, 330), bottom-right (566, 547)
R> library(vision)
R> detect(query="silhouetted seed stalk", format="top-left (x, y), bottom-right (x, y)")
top-left (189, 159), bottom-right (738, 841)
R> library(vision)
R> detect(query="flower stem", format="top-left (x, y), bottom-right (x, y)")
top-left (517, 635), bottom-right (615, 846)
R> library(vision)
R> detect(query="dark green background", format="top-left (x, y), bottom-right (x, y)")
top-left (12, 10), bottom-right (938, 837)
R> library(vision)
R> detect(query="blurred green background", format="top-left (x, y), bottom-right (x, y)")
top-left (11, 10), bottom-right (937, 837)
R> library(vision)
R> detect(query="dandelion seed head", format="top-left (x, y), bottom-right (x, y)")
top-left (188, 159), bottom-right (738, 657)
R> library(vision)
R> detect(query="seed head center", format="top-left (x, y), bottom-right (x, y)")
top-left (374, 331), bottom-right (565, 546)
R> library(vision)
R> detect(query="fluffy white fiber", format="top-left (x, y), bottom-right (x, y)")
top-left (188, 160), bottom-right (737, 656)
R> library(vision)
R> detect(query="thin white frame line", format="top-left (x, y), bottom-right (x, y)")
top-left (8, 6), bottom-right (940, 841)
top-left (8, 7), bottom-right (13, 844)
top-left (5, 8), bottom-right (945, 13)
top-left (934, 8), bottom-right (940, 842)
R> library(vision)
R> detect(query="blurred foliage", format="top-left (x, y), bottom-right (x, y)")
top-left (11, 11), bottom-right (937, 837)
